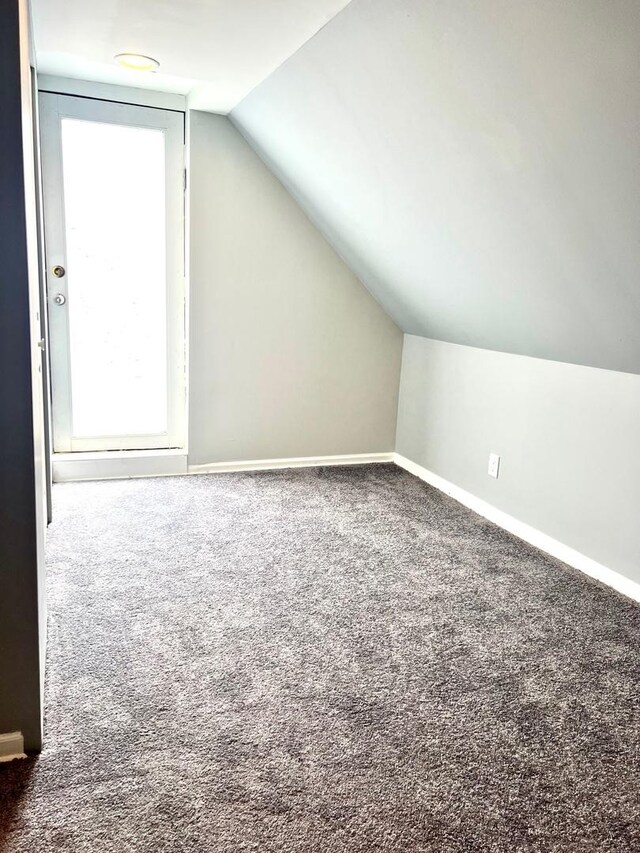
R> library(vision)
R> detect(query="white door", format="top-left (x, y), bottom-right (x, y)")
top-left (39, 94), bottom-right (185, 452)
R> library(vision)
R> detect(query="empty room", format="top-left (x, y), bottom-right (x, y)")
top-left (1, 0), bottom-right (639, 850)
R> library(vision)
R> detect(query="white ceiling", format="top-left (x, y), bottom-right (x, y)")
top-left (31, 0), bottom-right (352, 113)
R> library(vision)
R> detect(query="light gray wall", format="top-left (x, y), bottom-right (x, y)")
top-left (396, 335), bottom-right (640, 585)
top-left (188, 111), bottom-right (402, 465)
top-left (232, 0), bottom-right (640, 374)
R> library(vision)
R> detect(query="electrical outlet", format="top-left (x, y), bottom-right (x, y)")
top-left (488, 453), bottom-right (500, 479)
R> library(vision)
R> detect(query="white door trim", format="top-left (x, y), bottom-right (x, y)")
top-left (52, 449), bottom-right (188, 482)
top-left (38, 75), bottom-right (187, 112)
top-left (39, 93), bottom-right (186, 453)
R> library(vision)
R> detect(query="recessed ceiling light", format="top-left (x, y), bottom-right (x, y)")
top-left (114, 53), bottom-right (160, 72)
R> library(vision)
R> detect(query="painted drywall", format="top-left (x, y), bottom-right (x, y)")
top-left (396, 335), bottom-right (640, 585)
top-left (32, 0), bottom-right (351, 112)
top-left (232, 0), bottom-right (640, 374)
top-left (0, 0), bottom-right (47, 752)
top-left (188, 111), bottom-right (402, 466)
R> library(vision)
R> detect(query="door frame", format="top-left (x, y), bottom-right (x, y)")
top-left (39, 93), bottom-right (186, 452)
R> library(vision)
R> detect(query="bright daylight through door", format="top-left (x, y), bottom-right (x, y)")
top-left (40, 95), bottom-right (185, 452)
top-left (63, 119), bottom-right (166, 437)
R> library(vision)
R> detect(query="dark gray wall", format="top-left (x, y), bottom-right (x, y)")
top-left (0, 0), bottom-right (46, 752)
top-left (232, 0), bottom-right (640, 374)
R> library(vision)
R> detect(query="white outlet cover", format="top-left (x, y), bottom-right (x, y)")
top-left (488, 453), bottom-right (500, 479)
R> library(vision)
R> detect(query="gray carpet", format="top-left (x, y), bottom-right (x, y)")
top-left (1, 464), bottom-right (639, 852)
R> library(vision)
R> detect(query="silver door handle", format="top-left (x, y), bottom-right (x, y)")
top-left (53, 293), bottom-right (66, 305)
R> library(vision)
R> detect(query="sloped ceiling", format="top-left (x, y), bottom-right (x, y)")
top-left (232, 0), bottom-right (640, 374)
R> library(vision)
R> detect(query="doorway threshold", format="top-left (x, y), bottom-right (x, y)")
top-left (52, 449), bottom-right (188, 482)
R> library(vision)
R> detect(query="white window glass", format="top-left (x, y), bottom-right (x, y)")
top-left (60, 118), bottom-right (167, 438)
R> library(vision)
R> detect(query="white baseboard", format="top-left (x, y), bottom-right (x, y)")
top-left (53, 450), bottom-right (188, 482)
top-left (0, 732), bottom-right (26, 763)
top-left (394, 453), bottom-right (640, 604)
top-left (188, 452), bottom-right (394, 475)
top-left (53, 450), bottom-right (393, 482)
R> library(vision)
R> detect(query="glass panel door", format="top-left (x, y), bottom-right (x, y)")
top-left (39, 94), bottom-right (185, 452)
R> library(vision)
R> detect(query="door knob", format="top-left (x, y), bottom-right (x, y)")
top-left (52, 265), bottom-right (66, 278)
top-left (53, 293), bottom-right (66, 306)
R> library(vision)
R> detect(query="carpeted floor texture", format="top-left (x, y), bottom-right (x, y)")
top-left (1, 464), bottom-right (639, 852)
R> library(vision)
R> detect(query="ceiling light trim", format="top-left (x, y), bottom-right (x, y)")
top-left (114, 53), bottom-right (160, 73)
